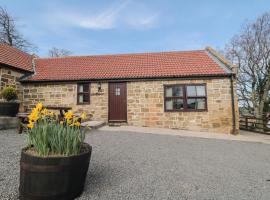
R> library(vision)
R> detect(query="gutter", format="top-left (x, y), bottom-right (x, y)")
top-left (0, 62), bottom-right (33, 74)
top-left (20, 73), bottom-right (232, 84)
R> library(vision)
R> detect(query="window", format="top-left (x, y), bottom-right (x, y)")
top-left (115, 87), bottom-right (120, 96)
top-left (164, 85), bottom-right (184, 111)
top-left (77, 83), bottom-right (90, 105)
top-left (164, 84), bottom-right (207, 111)
top-left (186, 85), bottom-right (206, 110)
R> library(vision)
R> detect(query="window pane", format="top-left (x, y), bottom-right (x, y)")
top-left (186, 86), bottom-right (196, 96)
top-left (197, 98), bottom-right (206, 109)
top-left (166, 99), bottom-right (184, 110)
top-left (187, 98), bottom-right (196, 109)
top-left (166, 99), bottom-right (173, 110)
top-left (196, 86), bottom-right (205, 96)
top-left (83, 94), bottom-right (89, 103)
top-left (79, 85), bottom-right (84, 93)
top-left (173, 99), bottom-right (184, 110)
top-left (115, 87), bottom-right (120, 96)
top-left (165, 87), bottom-right (173, 97)
top-left (173, 86), bottom-right (183, 97)
top-left (83, 84), bottom-right (89, 92)
top-left (166, 86), bottom-right (183, 97)
top-left (79, 94), bottom-right (84, 103)
top-left (77, 83), bottom-right (90, 104)
top-left (187, 98), bottom-right (206, 110)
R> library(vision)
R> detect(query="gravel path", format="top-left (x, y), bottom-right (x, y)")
top-left (1, 129), bottom-right (270, 200)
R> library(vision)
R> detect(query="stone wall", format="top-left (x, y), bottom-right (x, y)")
top-left (0, 65), bottom-right (25, 102)
top-left (127, 78), bottom-right (239, 134)
top-left (22, 78), bottom-right (239, 134)
top-left (22, 82), bottom-right (108, 121)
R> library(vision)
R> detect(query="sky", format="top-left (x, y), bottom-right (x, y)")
top-left (1, 0), bottom-right (270, 57)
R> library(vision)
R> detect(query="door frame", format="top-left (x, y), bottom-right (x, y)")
top-left (108, 82), bottom-right (127, 122)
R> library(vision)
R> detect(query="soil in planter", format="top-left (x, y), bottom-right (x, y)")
top-left (25, 144), bottom-right (89, 157)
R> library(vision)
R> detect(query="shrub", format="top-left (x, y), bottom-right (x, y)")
top-left (26, 103), bottom-right (87, 156)
top-left (1, 87), bottom-right (18, 101)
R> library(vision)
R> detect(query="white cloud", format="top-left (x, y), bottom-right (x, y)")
top-left (124, 13), bottom-right (159, 29)
top-left (46, 0), bottom-right (159, 30)
top-left (75, 0), bottom-right (130, 29)
top-left (77, 15), bottom-right (115, 30)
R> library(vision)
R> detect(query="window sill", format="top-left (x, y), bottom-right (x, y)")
top-left (77, 102), bottom-right (90, 105)
top-left (165, 109), bottom-right (208, 112)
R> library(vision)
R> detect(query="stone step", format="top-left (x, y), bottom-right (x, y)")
top-left (81, 121), bottom-right (106, 129)
top-left (108, 122), bottom-right (128, 127)
top-left (0, 116), bottom-right (19, 130)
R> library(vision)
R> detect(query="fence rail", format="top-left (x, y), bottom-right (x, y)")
top-left (239, 116), bottom-right (270, 134)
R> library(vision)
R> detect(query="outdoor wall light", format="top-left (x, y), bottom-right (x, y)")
top-left (97, 82), bottom-right (102, 92)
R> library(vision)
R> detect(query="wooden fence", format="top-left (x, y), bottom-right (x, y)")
top-left (239, 116), bottom-right (270, 134)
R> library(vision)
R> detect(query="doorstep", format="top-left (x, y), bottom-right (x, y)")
top-left (81, 121), bottom-right (106, 129)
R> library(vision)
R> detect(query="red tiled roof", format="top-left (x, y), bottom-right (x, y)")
top-left (0, 44), bottom-right (33, 72)
top-left (26, 49), bottom-right (230, 82)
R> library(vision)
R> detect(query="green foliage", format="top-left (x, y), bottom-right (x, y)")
top-left (26, 103), bottom-right (86, 157)
top-left (1, 86), bottom-right (18, 101)
top-left (27, 121), bottom-right (85, 156)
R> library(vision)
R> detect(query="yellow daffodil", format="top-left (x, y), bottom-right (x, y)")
top-left (41, 108), bottom-right (49, 116)
top-left (64, 111), bottom-right (73, 120)
top-left (32, 107), bottom-right (39, 114)
top-left (81, 112), bottom-right (87, 120)
top-left (27, 121), bottom-right (34, 129)
top-left (28, 110), bottom-right (39, 122)
top-left (74, 121), bottom-right (81, 127)
top-left (36, 102), bottom-right (43, 111)
top-left (48, 111), bottom-right (55, 117)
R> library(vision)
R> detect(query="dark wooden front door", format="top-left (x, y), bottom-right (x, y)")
top-left (109, 82), bottom-right (127, 122)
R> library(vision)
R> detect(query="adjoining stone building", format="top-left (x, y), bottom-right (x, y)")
top-left (0, 44), bottom-right (239, 134)
top-left (0, 44), bottom-right (33, 101)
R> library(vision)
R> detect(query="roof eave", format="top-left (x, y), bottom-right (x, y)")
top-left (0, 62), bottom-right (33, 73)
top-left (20, 73), bottom-right (233, 84)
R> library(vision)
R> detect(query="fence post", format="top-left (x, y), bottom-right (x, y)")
top-left (245, 117), bottom-right (248, 129)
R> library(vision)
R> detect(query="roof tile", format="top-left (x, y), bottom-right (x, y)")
top-left (27, 50), bottom-right (228, 81)
top-left (0, 44), bottom-right (33, 72)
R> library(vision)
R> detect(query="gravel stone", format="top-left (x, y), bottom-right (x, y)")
top-left (1, 129), bottom-right (270, 199)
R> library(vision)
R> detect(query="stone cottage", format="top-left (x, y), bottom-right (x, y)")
top-left (0, 44), bottom-right (239, 134)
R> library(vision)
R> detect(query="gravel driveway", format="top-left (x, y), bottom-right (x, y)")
top-left (1, 129), bottom-right (270, 200)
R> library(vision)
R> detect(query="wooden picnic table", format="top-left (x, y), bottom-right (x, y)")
top-left (44, 106), bottom-right (72, 117)
top-left (17, 112), bottom-right (30, 134)
top-left (17, 106), bottom-right (72, 134)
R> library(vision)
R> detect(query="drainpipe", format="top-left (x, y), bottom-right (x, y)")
top-left (0, 68), bottom-right (2, 90)
top-left (230, 74), bottom-right (236, 134)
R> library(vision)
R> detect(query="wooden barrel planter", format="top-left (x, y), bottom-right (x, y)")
top-left (19, 143), bottom-right (92, 200)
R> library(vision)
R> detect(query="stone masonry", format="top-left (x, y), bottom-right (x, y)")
top-left (22, 77), bottom-right (239, 134)
top-left (22, 82), bottom-right (108, 121)
top-left (127, 78), bottom-right (239, 134)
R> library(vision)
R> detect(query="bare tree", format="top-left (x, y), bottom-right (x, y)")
top-left (48, 47), bottom-right (72, 57)
top-left (0, 6), bottom-right (35, 52)
top-left (225, 12), bottom-right (270, 122)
